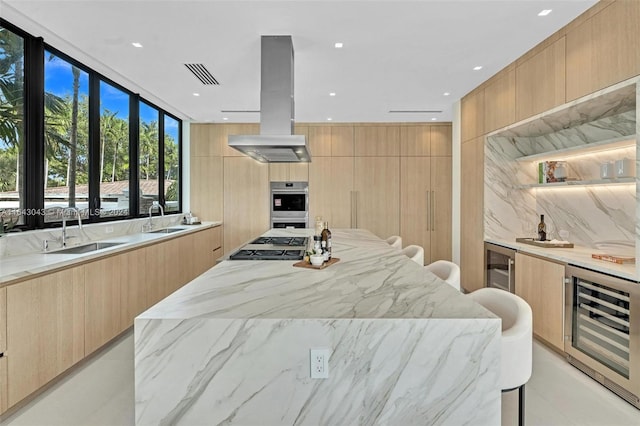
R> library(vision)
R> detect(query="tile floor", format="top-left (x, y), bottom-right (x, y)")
top-left (2, 332), bottom-right (639, 426)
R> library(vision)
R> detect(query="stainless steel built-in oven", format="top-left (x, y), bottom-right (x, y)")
top-left (564, 265), bottom-right (640, 409)
top-left (484, 242), bottom-right (516, 293)
top-left (270, 181), bottom-right (308, 228)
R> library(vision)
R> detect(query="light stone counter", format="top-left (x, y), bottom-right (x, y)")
top-left (486, 238), bottom-right (638, 282)
top-left (135, 228), bottom-right (501, 426)
top-left (0, 219), bottom-right (221, 286)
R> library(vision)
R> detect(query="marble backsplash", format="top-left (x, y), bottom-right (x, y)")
top-left (484, 79), bottom-right (638, 252)
top-left (0, 214), bottom-right (184, 259)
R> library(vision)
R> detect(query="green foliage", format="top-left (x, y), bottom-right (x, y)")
top-left (165, 180), bottom-right (178, 202)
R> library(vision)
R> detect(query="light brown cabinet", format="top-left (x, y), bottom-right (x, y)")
top-left (308, 126), bottom-right (354, 157)
top-left (0, 287), bottom-right (6, 414)
top-left (483, 68), bottom-right (516, 134)
top-left (515, 252), bottom-right (565, 350)
top-left (515, 37), bottom-right (566, 121)
top-left (400, 157), bottom-right (451, 265)
top-left (85, 255), bottom-right (125, 355)
top-left (192, 226), bottom-right (222, 276)
top-left (400, 125), bottom-right (452, 157)
top-left (566, 0), bottom-right (640, 102)
top-left (354, 126), bottom-right (400, 156)
top-left (308, 156), bottom-right (355, 229)
top-left (461, 89), bottom-right (485, 143)
top-left (269, 163), bottom-right (309, 182)
top-left (6, 266), bottom-right (85, 407)
top-left (354, 156), bottom-right (400, 239)
top-left (120, 248), bottom-right (148, 329)
top-left (223, 156), bottom-right (269, 254)
top-left (460, 137), bottom-right (485, 293)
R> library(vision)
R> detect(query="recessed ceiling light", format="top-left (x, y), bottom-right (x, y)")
top-left (222, 117), bottom-right (228, 121)
top-left (473, 66), bottom-right (483, 71)
top-left (538, 9), bottom-right (552, 16)
top-left (193, 93), bottom-right (200, 96)
top-left (131, 42), bottom-right (143, 48)
top-left (327, 117), bottom-right (333, 121)
top-left (334, 42), bottom-right (343, 48)
top-left (329, 92), bottom-right (336, 96)
top-left (443, 92), bottom-right (450, 96)
top-left (431, 118), bottom-right (437, 121)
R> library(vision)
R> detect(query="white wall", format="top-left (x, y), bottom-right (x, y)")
top-left (452, 100), bottom-right (461, 265)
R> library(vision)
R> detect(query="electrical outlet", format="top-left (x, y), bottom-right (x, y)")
top-left (310, 348), bottom-right (330, 379)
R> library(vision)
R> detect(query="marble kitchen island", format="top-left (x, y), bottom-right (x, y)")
top-left (135, 229), bottom-right (501, 426)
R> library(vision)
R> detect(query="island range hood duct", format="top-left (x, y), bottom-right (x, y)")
top-left (228, 36), bottom-right (310, 163)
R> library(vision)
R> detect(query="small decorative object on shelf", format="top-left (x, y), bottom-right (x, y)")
top-left (539, 161), bottom-right (567, 183)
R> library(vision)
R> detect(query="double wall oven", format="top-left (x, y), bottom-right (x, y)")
top-left (270, 181), bottom-right (308, 229)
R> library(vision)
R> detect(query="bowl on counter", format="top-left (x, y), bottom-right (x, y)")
top-left (310, 254), bottom-right (324, 266)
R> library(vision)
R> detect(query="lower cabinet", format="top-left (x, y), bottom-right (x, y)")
top-left (1, 225), bottom-right (222, 414)
top-left (515, 252), bottom-right (565, 350)
top-left (6, 266), bottom-right (85, 407)
top-left (0, 287), bottom-right (6, 413)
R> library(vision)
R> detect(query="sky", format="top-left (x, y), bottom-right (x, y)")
top-left (44, 52), bottom-right (178, 141)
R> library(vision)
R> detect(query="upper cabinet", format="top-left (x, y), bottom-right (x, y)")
top-left (483, 68), bottom-right (516, 134)
top-left (400, 125), bottom-right (452, 157)
top-left (354, 126), bottom-right (400, 156)
top-left (461, 88), bottom-right (485, 142)
top-left (308, 125), bottom-right (354, 157)
top-left (566, 0), bottom-right (640, 102)
top-left (515, 37), bottom-right (566, 122)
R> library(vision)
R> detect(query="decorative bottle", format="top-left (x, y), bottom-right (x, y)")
top-left (321, 222), bottom-right (332, 261)
top-left (538, 215), bottom-right (547, 241)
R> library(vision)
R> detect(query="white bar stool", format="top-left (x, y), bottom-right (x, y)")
top-left (401, 245), bottom-right (424, 265)
top-left (424, 260), bottom-right (461, 291)
top-left (467, 287), bottom-right (532, 426)
top-left (385, 235), bottom-right (402, 249)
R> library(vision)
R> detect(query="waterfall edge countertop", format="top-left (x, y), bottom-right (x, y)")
top-left (135, 228), bottom-right (501, 426)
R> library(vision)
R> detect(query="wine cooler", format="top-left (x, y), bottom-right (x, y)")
top-left (565, 265), bottom-right (640, 409)
top-left (484, 242), bottom-right (516, 293)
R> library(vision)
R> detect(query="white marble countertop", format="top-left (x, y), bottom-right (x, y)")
top-left (140, 228), bottom-right (494, 320)
top-left (0, 221), bottom-right (222, 287)
top-left (486, 238), bottom-right (638, 282)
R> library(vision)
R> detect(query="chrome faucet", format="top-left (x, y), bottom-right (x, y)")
top-left (145, 201), bottom-right (164, 231)
top-left (61, 207), bottom-right (83, 247)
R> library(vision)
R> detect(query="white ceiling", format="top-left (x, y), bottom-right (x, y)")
top-left (1, 0), bottom-right (598, 124)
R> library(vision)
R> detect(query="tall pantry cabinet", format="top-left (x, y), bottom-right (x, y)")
top-left (399, 126), bottom-right (452, 264)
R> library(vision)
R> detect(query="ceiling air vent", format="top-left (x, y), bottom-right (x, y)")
top-left (388, 110), bottom-right (443, 113)
top-left (184, 63), bottom-right (219, 85)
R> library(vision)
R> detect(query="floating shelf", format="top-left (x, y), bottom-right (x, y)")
top-left (515, 135), bottom-right (636, 163)
top-left (520, 177), bottom-right (636, 188)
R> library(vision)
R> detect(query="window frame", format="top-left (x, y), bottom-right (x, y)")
top-left (0, 18), bottom-right (182, 231)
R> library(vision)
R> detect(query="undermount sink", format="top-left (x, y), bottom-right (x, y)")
top-left (148, 227), bottom-right (185, 234)
top-left (47, 241), bottom-right (124, 254)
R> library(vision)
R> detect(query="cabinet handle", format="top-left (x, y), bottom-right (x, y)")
top-left (508, 259), bottom-right (514, 293)
top-left (426, 191), bottom-right (430, 230)
top-left (354, 191), bottom-right (358, 228)
top-left (431, 190), bottom-right (435, 231)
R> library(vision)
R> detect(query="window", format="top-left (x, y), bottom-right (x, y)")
top-left (0, 18), bottom-right (182, 230)
top-left (99, 80), bottom-right (130, 218)
top-left (43, 51), bottom-right (89, 222)
top-left (139, 101), bottom-right (159, 215)
top-left (164, 115), bottom-right (180, 213)
top-left (0, 25), bottom-right (24, 231)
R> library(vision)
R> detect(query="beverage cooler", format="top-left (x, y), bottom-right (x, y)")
top-left (564, 265), bottom-right (640, 408)
top-left (484, 242), bottom-right (516, 293)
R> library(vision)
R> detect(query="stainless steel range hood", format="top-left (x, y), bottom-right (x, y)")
top-left (228, 36), bottom-right (310, 163)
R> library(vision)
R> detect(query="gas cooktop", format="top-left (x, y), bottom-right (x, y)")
top-left (250, 236), bottom-right (308, 246)
top-left (229, 249), bottom-right (305, 261)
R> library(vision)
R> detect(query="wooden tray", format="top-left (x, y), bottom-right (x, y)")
top-left (293, 257), bottom-right (340, 270)
top-left (516, 238), bottom-right (574, 248)
top-left (591, 254), bottom-right (636, 264)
